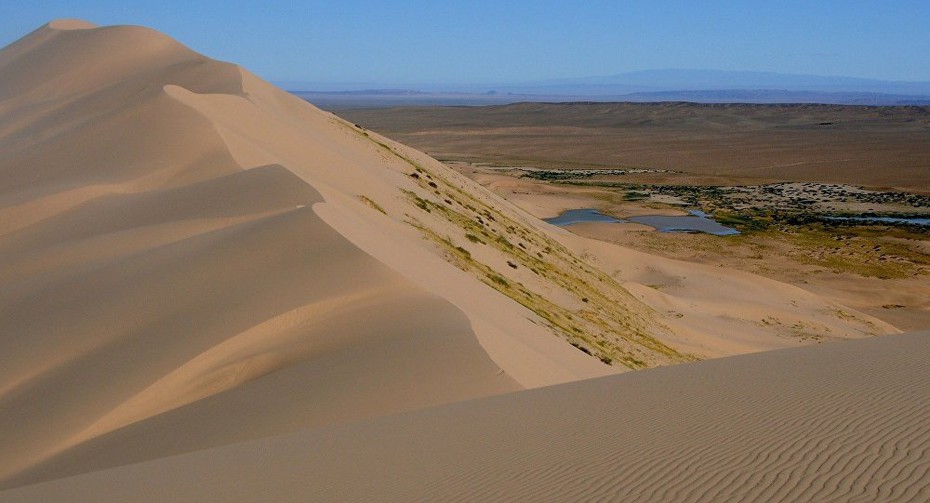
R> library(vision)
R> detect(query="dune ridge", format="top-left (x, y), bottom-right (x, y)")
top-left (0, 20), bottom-right (526, 487)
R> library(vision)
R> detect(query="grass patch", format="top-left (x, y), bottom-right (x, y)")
top-left (623, 190), bottom-right (649, 201)
top-left (711, 210), bottom-right (773, 233)
top-left (357, 195), bottom-right (386, 215)
top-left (487, 272), bottom-right (509, 286)
top-left (465, 233), bottom-right (485, 244)
top-left (786, 224), bottom-right (925, 279)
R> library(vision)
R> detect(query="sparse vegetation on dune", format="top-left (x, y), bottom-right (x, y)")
top-left (357, 195), bottom-right (387, 214)
top-left (349, 124), bottom-right (691, 368)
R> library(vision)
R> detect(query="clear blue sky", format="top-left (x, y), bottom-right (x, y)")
top-left (2, 1), bottom-right (929, 84)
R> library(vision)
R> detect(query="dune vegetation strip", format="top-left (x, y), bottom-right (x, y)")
top-left (341, 122), bottom-right (690, 368)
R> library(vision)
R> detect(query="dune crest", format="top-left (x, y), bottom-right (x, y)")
top-left (46, 19), bottom-right (97, 30)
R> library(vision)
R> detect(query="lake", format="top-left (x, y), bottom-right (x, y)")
top-left (545, 209), bottom-right (740, 236)
top-left (825, 215), bottom-right (930, 226)
top-left (543, 208), bottom-right (623, 226)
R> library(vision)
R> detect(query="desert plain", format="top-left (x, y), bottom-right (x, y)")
top-left (1, 20), bottom-right (928, 502)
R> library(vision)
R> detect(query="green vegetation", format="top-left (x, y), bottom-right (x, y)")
top-left (710, 209), bottom-right (774, 233)
top-left (623, 190), bottom-right (649, 201)
top-left (465, 233), bottom-right (485, 244)
top-left (357, 195), bottom-right (386, 215)
top-left (548, 174), bottom-right (929, 280)
top-left (398, 167), bottom-right (689, 368)
top-left (786, 224), bottom-right (929, 279)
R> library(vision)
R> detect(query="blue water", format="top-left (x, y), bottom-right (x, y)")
top-left (825, 216), bottom-right (930, 226)
top-left (545, 208), bottom-right (740, 236)
top-left (629, 210), bottom-right (740, 236)
top-left (544, 208), bottom-right (623, 226)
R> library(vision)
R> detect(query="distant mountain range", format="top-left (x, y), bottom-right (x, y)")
top-left (284, 69), bottom-right (930, 107)
top-left (519, 69), bottom-right (930, 96)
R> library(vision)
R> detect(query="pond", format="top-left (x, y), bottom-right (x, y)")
top-left (543, 208), bottom-right (623, 226)
top-left (628, 210), bottom-right (741, 236)
top-left (824, 215), bottom-right (930, 226)
top-left (545, 208), bottom-right (740, 236)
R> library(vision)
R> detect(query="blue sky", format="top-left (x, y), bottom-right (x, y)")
top-left (2, 1), bottom-right (929, 85)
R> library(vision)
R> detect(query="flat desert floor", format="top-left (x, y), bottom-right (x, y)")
top-left (338, 102), bottom-right (930, 191)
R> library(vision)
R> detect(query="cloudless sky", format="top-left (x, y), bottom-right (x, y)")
top-left (2, 1), bottom-right (929, 84)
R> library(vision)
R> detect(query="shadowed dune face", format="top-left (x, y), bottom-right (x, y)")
top-left (0, 20), bottom-right (520, 487)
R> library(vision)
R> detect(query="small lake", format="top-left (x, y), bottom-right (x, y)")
top-left (825, 215), bottom-right (930, 226)
top-left (629, 210), bottom-right (741, 236)
top-left (545, 208), bottom-right (740, 236)
top-left (543, 208), bottom-right (623, 226)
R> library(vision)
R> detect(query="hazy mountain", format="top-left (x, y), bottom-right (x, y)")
top-left (509, 69), bottom-right (930, 96)
top-left (616, 89), bottom-right (930, 105)
top-left (285, 70), bottom-right (930, 107)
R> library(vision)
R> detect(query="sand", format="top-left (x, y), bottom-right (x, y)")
top-left (0, 19), bottom-right (920, 500)
top-left (5, 331), bottom-right (928, 502)
top-left (0, 20), bottom-right (539, 487)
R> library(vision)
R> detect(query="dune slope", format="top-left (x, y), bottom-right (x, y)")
top-left (0, 20), bottom-right (530, 488)
top-left (4, 331), bottom-right (928, 502)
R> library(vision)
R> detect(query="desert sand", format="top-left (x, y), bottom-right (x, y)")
top-left (5, 331), bottom-right (929, 502)
top-left (0, 20), bottom-right (922, 500)
top-left (0, 19), bottom-right (541, 488)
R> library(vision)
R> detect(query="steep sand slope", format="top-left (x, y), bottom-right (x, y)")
top-left (0, 21), bottom-right (533, 487)
top-left (5, 331), bottom-right (928, 502)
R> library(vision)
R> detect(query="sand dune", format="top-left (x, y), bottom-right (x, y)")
top-left (5, 331), bottom-right (928, 502)
top-left (0, 20), bottom-right (527, 487)
top-left (2, 18), bottom-right (635, 488)
top-left (0, 19), bottom-right (914, 498)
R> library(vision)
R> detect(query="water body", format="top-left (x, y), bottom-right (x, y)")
top-left (544, 208), bottom-right (623, 226)
top-left (825, 216), bottom-right (930, 226)
top-left (629, 210), bottom-right (740, 236)
top-left (545, 208), bottom-right (740, 236)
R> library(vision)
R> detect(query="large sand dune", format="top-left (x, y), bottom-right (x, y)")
top-left (5, 331), bottom-right (928, 501)
top-left (0, 20), bottom-right (530, 487)
top-left (0, 20), bottom-right (914, 498)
